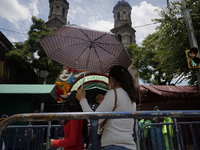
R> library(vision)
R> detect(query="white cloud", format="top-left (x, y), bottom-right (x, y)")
top-left (68, 6), bottom-right (85, 22)
top-left (70, 6), bottom-right (85, 16)
top-left (29, 0), bottom-right (39, 16)
top-left (0, 0), bottom-right (40, 42)
top-left (74, 0), bottom-right (83, 4)
top-left (82, 14), bottom-right (114, 32)
top-left (83, 19), bottom-right (114, 33)
top-left (131, 1), bottom-right (161, 45)
top-left (0, 0), bottom-right (31, 23)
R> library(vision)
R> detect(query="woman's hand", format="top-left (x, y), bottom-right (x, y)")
top-left (96, 94), bottom-right (104, 104)
top-left (76, 89), bottom-right (86, 101)
top-left (50, 139), bottom-right (54, 148)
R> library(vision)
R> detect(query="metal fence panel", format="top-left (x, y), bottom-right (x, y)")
top-left (0, 111), bottom-right (200, 150)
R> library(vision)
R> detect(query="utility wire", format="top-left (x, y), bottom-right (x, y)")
top-left (133, 22), bottom-right (158, 28)
top-left (0, 22), bottom-right (159, 36)
top-left (0, 27), bottom-right (28, 35)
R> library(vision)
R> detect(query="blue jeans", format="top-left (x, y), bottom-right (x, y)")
top-left (103, 145), bottom-right (131, 150)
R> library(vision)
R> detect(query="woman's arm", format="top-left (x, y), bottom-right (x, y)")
top-left (79, 90), bottom-right (115, 112)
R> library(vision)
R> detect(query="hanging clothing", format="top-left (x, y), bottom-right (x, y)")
top-left (162, 117), bottom-right (174, 150)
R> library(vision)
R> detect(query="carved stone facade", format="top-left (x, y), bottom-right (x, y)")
top-left (46, 0), bottom-right (69, 31)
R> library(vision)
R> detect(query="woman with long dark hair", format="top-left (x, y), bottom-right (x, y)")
top-left (76, 65), bottom-right (137, 150)
top-left (50, 91), bottom-right (88, 150)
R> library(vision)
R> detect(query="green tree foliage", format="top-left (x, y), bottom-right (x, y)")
top-left (5, 42), bottom-right (37, 83)
top-left (131, 0), bottom-right (200, 85)
top-left (6, 16), bottom-right (62, 84)
top-left (128, 34), bottom-right (175, 85)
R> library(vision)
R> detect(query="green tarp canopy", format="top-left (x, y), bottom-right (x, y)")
top-left (0, 84), bottom-right (57, 103)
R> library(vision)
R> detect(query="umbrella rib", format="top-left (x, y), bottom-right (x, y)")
top-left (48, 42), bottom-right (88, 59)
top-left (46, 35), bottom-right (90, 58)
top-left (75, 46), bottom-right (89, 68)
top-left (80, 29), bottom-right (92, 42)
top-left (79, 29), bottom-right (108, 43)
top-left (94, 42), bottom-right (121, 61)
top-left (93, 45), bottom-right (103, 73)
top-left (93, 33), bottom-right (108, 42)
top-left (57, 35), bottom-right (90, 50)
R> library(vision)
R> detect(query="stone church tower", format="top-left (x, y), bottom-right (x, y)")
top-left (111, 0), bottom-right (136, 47)
top-left (111, 0), bottom-right (139, 87)
top-left (46, 0), bottom-right (69, 31)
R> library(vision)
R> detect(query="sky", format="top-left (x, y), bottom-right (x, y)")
top-left (0, 0), bottom-right (187, 85)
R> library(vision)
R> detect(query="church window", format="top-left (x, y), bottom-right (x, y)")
top-left (118, 34), bottom-right (122, 42)
top-left (56, 6), bottom-right (60, 14)
top-left (123, 11), bottom-right (127, 19)
top-left (62, 8), bottom-right (65, 16)
top-left (117, 12), bottom-right (120, 20)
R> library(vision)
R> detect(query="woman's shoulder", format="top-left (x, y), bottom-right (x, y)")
top-left (106, 88), bottom-right (123, 93)
top-left (105, 88), bottom-right (127, 98)
top-left (116, 87), bottom-right (129, 96)
top-left (105, 89), bottom-right (115, 95)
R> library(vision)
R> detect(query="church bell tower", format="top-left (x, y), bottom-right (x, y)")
top-left (111, 0), bottom-right (136, 47)
top-left (46, 0), bottom-right (69, 31)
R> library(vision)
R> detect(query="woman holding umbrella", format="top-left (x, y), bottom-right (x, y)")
top-left (76, 65), bottom-right (137, 150)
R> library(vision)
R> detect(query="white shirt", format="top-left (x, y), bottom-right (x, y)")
top-left (80, 88), bottom-right (136, 149)
top-left (2, 141), bottom-right (5, 150)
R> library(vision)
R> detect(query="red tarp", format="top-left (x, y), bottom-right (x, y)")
top-left (137, 85), bottom-right (200, 111)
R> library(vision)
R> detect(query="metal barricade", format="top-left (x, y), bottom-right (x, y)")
top-left (0, 110), bottom-right (200, 150)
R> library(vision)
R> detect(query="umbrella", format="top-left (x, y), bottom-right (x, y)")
top-left (39, 24), bottom-right (132, 74)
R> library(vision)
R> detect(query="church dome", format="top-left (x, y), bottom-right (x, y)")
top-left (113, 0), bottom-right (132, 12)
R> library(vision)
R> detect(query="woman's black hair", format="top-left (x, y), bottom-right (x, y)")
top-left (109, 65), bottom-right (137, 102)
top-left (61, 91), bottom-right (88, 139)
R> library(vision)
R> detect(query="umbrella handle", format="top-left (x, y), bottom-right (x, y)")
top-left (81, 71), bottom-right (86, 89)
top-left (81, 47), bottom-right (92, 89)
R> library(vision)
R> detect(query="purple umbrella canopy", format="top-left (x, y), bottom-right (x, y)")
top-left (39, 24), bottom-right (132, 73)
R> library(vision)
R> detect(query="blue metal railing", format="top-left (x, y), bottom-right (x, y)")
top-left (0, 110), bottom-right (200, 150)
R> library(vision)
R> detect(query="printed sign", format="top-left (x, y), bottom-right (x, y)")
top-left (69, 74), bottom-right (108, 92)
